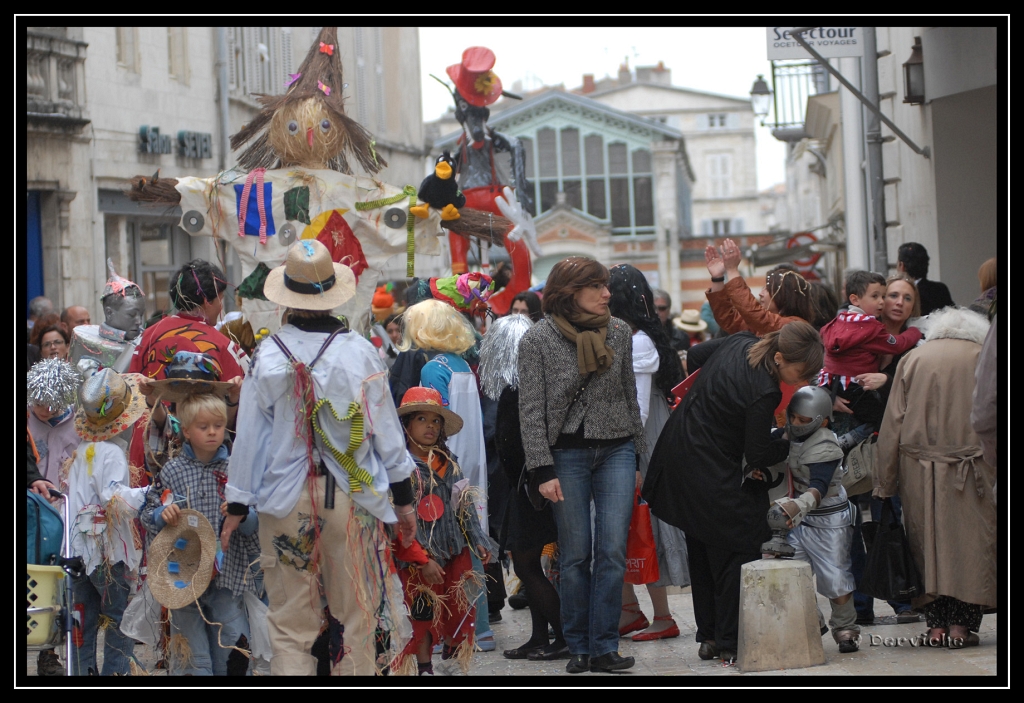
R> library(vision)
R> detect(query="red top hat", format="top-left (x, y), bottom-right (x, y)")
top-left (446, 46), bottom-right (503, 107)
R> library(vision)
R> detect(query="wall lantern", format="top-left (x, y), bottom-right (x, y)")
top-left (903, 36), bottom-right (925, 105)
top-left (749, 74), bottom-right (772, 120)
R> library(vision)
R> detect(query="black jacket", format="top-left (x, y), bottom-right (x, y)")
top-left (643, 332), bottom-right (789, 553)
top-left (915, 278), bottom-right (955, 316)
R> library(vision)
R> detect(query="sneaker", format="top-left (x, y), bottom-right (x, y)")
top-left (566, 654), bottom-right (590, 674)
top-left (36, 649), bottom-right (64, 676)
top-left (589, 651), bottom-right (635, 673)
top-left (476, 631), bottom-right (496, 652)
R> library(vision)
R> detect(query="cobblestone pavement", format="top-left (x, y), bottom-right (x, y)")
top-left (26, 585), bottom-right (998, 680)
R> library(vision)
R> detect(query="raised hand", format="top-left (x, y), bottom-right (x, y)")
top-left (496, 186), bottom-right (542, 256)
top-left (721, 238), bottom-right (742, 272)
top-left (705, 245), bottom-right (726, 279)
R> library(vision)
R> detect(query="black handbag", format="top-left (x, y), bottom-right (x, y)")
top-left (859, 497), bottom-right (924, 601)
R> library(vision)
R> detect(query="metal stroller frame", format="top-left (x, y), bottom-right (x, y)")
top-left (26, 490), bottom-right (76, 676)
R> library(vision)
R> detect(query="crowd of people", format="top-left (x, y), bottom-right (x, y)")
top-left (26, 238), bottom-right (998, 676)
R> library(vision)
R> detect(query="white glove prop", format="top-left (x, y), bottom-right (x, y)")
top-left (495, 186), bottom-right (542, 257)
top-left (774, 492), bottom-right (817, 528)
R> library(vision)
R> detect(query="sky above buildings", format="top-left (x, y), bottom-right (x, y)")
top-left (420, 25), bottom-right (788, 192)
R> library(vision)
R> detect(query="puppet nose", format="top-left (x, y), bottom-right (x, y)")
top-left (307, 127), bottom-right (314, 147)
top-left (435, 161), bottom-right (453, 179)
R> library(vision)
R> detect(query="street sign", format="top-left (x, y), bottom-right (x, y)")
top-left (767, 27), bottom-right (864, 60)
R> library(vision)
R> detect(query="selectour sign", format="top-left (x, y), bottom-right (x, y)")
top-left (767, 27), bottom-right (864, 60)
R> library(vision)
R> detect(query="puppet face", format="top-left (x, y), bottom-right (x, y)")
top-left (103, 293), bottom-right (147, 340)
top-left (268, 98), bottom-right (346, 168)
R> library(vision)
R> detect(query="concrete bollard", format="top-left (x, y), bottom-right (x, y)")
top-left (738, 558), bottom-right (825, 672)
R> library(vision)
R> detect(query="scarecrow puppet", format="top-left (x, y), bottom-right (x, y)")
top-left (129, 28), bottom-right (508, 335)
top-left (437, 46), bottom-right (542, 315)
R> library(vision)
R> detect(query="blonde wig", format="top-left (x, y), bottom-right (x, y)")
top-left (398, 299), bottom-right (475, 354)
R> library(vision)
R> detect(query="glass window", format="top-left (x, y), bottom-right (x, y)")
top-left (540, 181), bottom-right (558, 213)
top-left (610, 178), bottom-right (630, 228)
top-left (520, 136), bottom-right (534, 178)
top-left (586, 179), bottom-right (606, 219)
top-left (116, 27), bottom-right (138, 72)
top-left (633, 176), bottom-right (653, 227)
top-left (168, 28), bottom-right (189, 84)
top-left (584, 135), bottom-right (604, 176)
top-left (632, 149), bottom-right (651, 174)
top-left (563, 180), bottom-right (582, 210)
top-left (561, 128), bottom-right (580, 177)
top-left (608, 143), bottom-right (628, 175)
top-left (537, 128), bottom-right (557, 177)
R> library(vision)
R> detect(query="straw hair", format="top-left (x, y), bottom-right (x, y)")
top-left (263, 239), bottom-right (356, 311)
top-left (148, 509), bottom-right (218, 610)
top-left (398, 299), bottom-right (475, 354)
top-left (230, 27), bottom-right (385, 175)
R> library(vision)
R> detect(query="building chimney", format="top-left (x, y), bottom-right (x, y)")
top-left (618, 58), bottom-right (631, 86)
top-left (582, 74), bottom-right (595, 94)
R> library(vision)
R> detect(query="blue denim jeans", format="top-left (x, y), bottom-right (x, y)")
top-left (71, 561), bottom-right (134, 676)
top-left (551, 440), bottom-right (635, 657)
top-left (169, 586), bottom-right (251, 676)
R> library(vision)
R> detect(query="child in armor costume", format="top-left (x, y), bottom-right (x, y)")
top-left (394, 387), bottom-right (492, 675)
top-left (775, 385), bottom-right (861, 653)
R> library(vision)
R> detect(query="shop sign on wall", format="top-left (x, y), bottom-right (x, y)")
top-left (767, 27), bottom-right (864, 60)
top-left (139, 126), bottom-right (213, 158)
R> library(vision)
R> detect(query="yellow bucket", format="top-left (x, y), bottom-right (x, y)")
top-left (27, 565), bottom-right (65, 647)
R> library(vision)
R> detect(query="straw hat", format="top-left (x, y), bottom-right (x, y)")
top-left (146, 351), bottom-right (236, 404)
top-left (674, 309), bottom-right (708, 334)
top-left (397, 387), bottom-right (463, 436)
top-left (263, 240), bottom-right (356, 311)
top-left (74, 368), bottom-right (148, 442)
top-left (147, 509), bottom-right (217, 610)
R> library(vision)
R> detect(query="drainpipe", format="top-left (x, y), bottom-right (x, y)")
top-left (216, 28), bottom-right (230, 172)
top-left (862, 27), bottom-right (888, 274)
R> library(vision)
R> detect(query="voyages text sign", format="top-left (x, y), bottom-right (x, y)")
top-left (767, 27), bottom-right (864, 60)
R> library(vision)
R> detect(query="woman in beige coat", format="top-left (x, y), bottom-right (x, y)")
top-left (876, 307), bottom-right (996, 648)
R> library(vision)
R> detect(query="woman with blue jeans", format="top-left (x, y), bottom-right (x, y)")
top-left (518, 257), bottom-right (646, 675)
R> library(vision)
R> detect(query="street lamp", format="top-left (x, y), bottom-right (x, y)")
top-left (903, 37), bottom-right (925, 104)
top-left (749, 74), bottom-right (772, 123)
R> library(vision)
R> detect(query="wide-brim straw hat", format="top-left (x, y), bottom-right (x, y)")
top-left (146, 350), bottom-right (236, 403)
top-left (74, 369), bottom-right (149, 442)
top-left (263, 239), bottom-right (356, 311)
top-left (674, 309), bottom-right (708, 334)
top-left (397, 387), bottom-right (463, 436)
top-left (147, 509), bottom-right (217, 610)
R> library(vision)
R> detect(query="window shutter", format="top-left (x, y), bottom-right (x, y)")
top-left (731, 218), bottom-right (744, 234)
top-left (708, 155), bottom-right (720, 198)
top-left (696, 114), bottom-right (709, 130)
top-left (700, 219), bottom-right (712, 235)
top-left (374, 27), bottom-right (386, 133)
top-left (281, 28), bottom-right (293, 83)
top-left (354, 28), bottom-right (368, 126)
top-left (727, 112), bottom-right (740, 129)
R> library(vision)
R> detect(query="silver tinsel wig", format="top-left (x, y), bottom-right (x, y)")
top-left (27, 358), bottom-right (81, 409)
top-left (478, 314), bottom-right (533, 400)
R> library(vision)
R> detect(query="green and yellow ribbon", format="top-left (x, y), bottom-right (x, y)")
top-left (310, 399), bottom-right (379, 495)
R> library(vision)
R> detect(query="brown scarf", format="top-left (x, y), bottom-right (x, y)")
top-left (551, 312), bottom-right (614, 375)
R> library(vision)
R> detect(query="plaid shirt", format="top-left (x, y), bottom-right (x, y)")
top-left (141, 442), bottom-right (261, 597)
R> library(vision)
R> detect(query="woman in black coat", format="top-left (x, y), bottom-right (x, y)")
top-left (643, 321), bottom-right (825, 664)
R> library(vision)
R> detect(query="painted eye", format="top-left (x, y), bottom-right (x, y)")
top-left (287, 120), bottom-right (299, 135)
top-left (319, 119), bottom-right (331, 133)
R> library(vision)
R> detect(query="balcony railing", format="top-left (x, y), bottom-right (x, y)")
top-left (767, 60), bottom-right (828, 142)
top-left (26, 29), bottom-right (90, 132)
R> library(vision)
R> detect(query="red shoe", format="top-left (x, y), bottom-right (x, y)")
top-left (632, 616), bottom-right (681, 641)
top-left (619, 603), bottom-right (650, 637)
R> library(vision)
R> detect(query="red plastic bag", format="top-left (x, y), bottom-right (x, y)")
top-left (624, 488), bottom-right (660, 585)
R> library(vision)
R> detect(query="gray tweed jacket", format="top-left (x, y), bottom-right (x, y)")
top-left (517, 315), bottom-right (646, 470)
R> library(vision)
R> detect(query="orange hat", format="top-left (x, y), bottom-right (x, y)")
top-left (446, 47), bottom-right (503, 107)
top-left (397, 387), bottom-right (463, 436)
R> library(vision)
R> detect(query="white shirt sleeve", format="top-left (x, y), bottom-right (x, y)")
top-left (225, 361), bottom-right (273, 506)
top-left (632, 332), bottom-right (660, 428)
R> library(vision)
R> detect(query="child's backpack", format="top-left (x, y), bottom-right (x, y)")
top-left (27, 491), bottom-right (64, 565)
